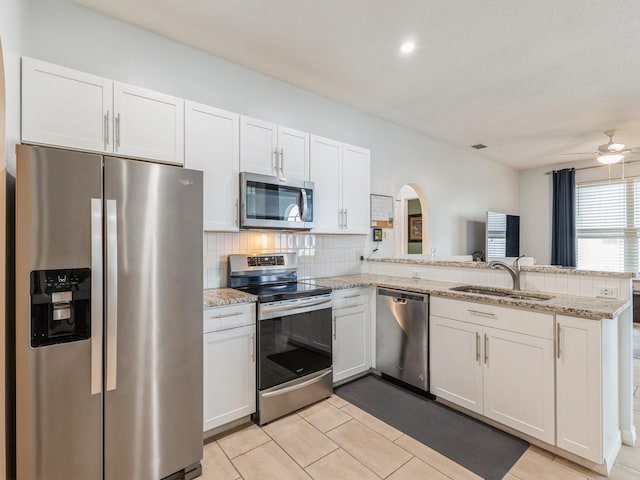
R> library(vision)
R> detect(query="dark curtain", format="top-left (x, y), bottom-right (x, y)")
top-left (551, 168), bottom-right (576, 267)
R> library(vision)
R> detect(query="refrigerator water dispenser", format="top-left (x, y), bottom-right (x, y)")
top-left (30, 268), bottom-right (91, 347)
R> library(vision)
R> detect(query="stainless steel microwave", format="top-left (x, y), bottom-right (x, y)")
top-left (240, 172), bottom-right (314, 230)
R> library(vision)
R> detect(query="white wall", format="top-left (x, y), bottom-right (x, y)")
top-left (27, 0), bottom-right (519, 258)
top-left (519, 157), bottom-right (638, 265)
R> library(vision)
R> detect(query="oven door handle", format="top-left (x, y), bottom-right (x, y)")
top-left (261, 296), bottom-right (332, 314)
top-left (262, 370), bottom-right (333, 398)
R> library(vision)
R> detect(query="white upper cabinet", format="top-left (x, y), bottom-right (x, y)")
top-left (22, 57), bottom-right (113, 153)
top-left (22, 58), bottom-right (184, 165)
top-left (309, 135), bottom-right (342, 233)
top-left (341, 143), bottom-right (371, 234)
top-left (310, 136), bottom-right (370, 234)
top-left (113, 82), bottom-right (184, 165)
top-left (277, 126), bottom-right (309, 180)
top-left (240, 116), bottom-right (309, 180)
top-left (185, 101), bottom-right (239, 231)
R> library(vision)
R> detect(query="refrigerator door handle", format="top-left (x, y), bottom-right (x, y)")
top-left (106, 199), bottom-right (118, 391)
top-left (91, 198), bottom-right (103, 395)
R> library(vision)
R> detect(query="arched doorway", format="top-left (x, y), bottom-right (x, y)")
top-left (395, 183), bottom-right (428, 256)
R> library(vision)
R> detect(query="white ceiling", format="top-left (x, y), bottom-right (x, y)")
top-left (73, 0), bottom-right (640, 170)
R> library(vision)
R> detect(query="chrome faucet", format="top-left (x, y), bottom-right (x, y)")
top-left (488, 254), bottom-right (526, 291)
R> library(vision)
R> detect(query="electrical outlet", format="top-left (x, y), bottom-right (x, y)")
top-left (597, 286), bottom-right (618, 298)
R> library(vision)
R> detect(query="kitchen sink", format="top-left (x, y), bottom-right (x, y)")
top-left (450, 285), bottom-right (553, 301)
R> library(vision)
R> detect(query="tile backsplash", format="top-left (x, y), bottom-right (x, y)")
top-left (204, 232), bottom-right (367, 288)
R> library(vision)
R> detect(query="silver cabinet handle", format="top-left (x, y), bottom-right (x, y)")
top-left (280, 148), bottom-right (284, 176)
top-left (209, 311), bottom-right (243, 319)
top-left (115, 113), bottom-right (121, 150)
top-left (484, 334), bottom-right (488, 364)
top-left (332, 316), bottom-right (337, 340)
top-left (90, 198), bottom-right (103, 395)
top-left (468, 309), bottom-right (496, 317)
top-left (344, 208), bottom-right (348, 229)
top-left (250, 332), bottom-right (255, 362)
top-left (104, 111), bottom-right (109, 150)
top-left (338, 209), bottom-right (343, 228)
top-left (106, 199), bottom-right (118, 392)
top-left (475, 332), bottom-right (480, 363)
top-left (556, 323), bottom-right (561, 359)
top-left (273, 147), bottom-right (278, 173)
top-left (342, 294), bottom-right (361, 299)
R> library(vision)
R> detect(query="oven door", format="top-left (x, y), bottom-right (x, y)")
top-left (258, 297), bottom-right (332, 391)
top-left (240, 172), bottom-right (313, 230)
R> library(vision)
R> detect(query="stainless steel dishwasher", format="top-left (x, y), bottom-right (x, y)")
top-left (376, 288), bottom-right (429, 391)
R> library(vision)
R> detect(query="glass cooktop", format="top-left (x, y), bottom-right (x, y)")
top-left (237, 282), bottom-right (331, 303)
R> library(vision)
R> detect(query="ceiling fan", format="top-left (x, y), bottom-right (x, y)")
top-left (562, 130), bottom-right (640, 164)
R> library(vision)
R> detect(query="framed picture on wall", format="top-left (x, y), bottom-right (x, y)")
top-left (408, 214), bottom-right (422, 242)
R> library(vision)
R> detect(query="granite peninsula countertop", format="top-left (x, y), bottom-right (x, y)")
top-left (203, 288), bottom-right (257, 309)
top-left (368, 257), bottom-right (635, 279)
top-left (307, 274), bottom-right (629, 320)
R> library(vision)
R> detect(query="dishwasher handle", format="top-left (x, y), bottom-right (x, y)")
top-left (377, 288), bottom-right (427, 303)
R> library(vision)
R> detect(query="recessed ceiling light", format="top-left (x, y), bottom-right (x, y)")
top-left (400, 41), bottom-right (415, 54)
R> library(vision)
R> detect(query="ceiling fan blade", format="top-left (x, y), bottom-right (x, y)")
top-left (560, 152), bottom-right (596, 155)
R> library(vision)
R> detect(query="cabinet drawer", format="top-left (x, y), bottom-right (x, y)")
top-left (333, 288), bottom-right (370, 309)
top-left (431, 296), bottom-right (553, 339)
top-left (203, 303), bottom-right (255, 334)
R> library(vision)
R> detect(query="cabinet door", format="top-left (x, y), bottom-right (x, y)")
top-left (277, 126), bottom-right (309, 180)
top-left (22, 57), bottom-right (113, 153)
top-left (203, 325), bottom-right (256, 432)
top-left (556, 315), bottom-right (602, 463)
top-left (430, 316), bottom-right (483, 414)
top-left (483, 326), bottom-right (555, 444)
top-left (185, 101), bottom-right (239, 231)
top-left (333, 304), bottom-right (369, 383)
top-left (240, 116), bottom-right (278, 176)
top-left (341, 143), bottom-right (370, 234)
top-left (113, 82), bottom-right (184, 165)
top-left (310, 135), bottom-right (342, 233)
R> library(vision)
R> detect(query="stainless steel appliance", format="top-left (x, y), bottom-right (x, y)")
top-left (376, 288), bottom-right (429, 391)
top-left (228, 253), bottom-right (332, 424)
top-left (239, 172), bottom-right (314, 230)
top-left (15, 145), bottom-right (203, 480)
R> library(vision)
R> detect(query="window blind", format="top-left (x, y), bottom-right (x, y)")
top-left (576, 179), bottom-right (639, 272)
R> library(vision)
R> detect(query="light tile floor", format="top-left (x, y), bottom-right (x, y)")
top-left (203, 357), bottom-right (640, 480)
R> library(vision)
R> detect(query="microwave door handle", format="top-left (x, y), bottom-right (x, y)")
top-left (300, 188), bottom-right (308, 221)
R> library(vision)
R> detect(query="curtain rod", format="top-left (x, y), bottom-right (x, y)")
top-left (544, 158), bottom-right (640, 175)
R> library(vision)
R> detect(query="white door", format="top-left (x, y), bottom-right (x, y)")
top-left (277, 126), bottom-right (309, 180)
top-left (185, 101), bottom-right (239, 231)
top-left (482, 326), bottom-right (555, 444)
top-left (556, 315), bottom-right (602, 463)
top-left (333, 305), bottom-right (369, 382)
top-left (430, 316), bottom-right (483, 414)
top-left (310, 135), bottom-right (342, 233)
top-left (21, 57), bottom-right (113, 153)
top-left (341, 143), bottom-right (370, 234)
top-left (203, 325), bottom-right (256, 432)
top-left (240, 116), bottom-right (278, 176)
top-left (113, 82), bottom-right (184, 165)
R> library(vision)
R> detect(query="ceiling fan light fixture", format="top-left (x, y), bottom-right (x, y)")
top-left (609, 142), bottom-right (625, 152)
top-left (597, 153), bottom-right (624, 164)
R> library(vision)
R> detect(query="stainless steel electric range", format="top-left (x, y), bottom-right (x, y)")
top-left (228, 253), bottom-right (333, 425)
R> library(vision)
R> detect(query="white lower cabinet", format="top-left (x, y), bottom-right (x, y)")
top-left (203, 303), bottom-right (256, 433)
top-left (332, 288), bottom-right (372, 383)
top-left (430, 297), bottom-right (555, 444)
top-left (555, 314), bottom-right (604, 464)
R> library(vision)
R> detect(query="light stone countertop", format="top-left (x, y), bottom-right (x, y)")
top-left (368, 257), bottom-right (635, 279)
top-left (307, 274), bottom-right (630, 320)
top-left (203, 288), bottom-right (257, 309)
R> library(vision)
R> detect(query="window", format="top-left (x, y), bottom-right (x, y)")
top-left (576, 179), bottom-right (639, 272)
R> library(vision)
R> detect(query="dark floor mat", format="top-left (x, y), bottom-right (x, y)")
top-left (335, 375), bottom-right (528, 480)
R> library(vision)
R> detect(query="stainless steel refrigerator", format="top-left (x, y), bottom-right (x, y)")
top-left (15, 145), bottom-right (203, 480)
